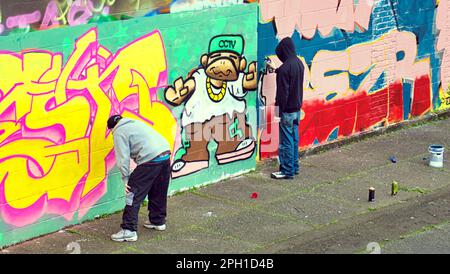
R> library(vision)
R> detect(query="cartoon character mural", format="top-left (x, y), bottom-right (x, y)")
top-left (165, 35), bottom-right (257, 178)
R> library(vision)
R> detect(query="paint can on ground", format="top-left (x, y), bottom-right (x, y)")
top-left (428, 145), bottom-right (445, 168)
top-left (392, 181), bottom-right (398, 196)
top-left (368, 187), bottom-right (375, 202)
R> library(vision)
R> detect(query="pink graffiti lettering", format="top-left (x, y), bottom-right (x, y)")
top-left (2, 0), bottom-right (118, 34)
top-left (6, 11), bottom-right (42, 29)
top-left (68, 0), bottom-right (94, 26)
top-left (260, 0), bottom-right (375, 39)
top-left (40, 1), bottom-right (61, 30)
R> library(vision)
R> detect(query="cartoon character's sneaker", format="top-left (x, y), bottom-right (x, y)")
top-left (216, 138), bottom-right (256, 164)
top-left (171, 160), bottom-right (208, 179)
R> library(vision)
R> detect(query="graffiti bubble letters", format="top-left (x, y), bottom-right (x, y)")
top-left (0, 28), bottom-right (177, 227)
top-left (6, 11), bottom-right (42, 29)
top-left (260, 0), bottom-right (375, 39)
top-left (0, 0), bottom-right (115, 35)
top-left (260, 29), bottom-right (432, 157)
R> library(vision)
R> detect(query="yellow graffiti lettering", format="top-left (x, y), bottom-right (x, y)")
top-left (0, 28), bottom-right (176, 223)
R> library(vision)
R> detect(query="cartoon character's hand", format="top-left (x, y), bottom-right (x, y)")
top-left (243, 62), bottom-right (257, 91)
top-left (164, 77), bottom-right (196, 106)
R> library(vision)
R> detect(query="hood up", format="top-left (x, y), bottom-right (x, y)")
top-left (275, 37), bottom-right (297, 63)
top-left (113, 117), bottom-right (134, 133)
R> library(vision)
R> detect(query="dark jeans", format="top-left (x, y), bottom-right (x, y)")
top-left (279, 111), bottom-right (300, 177)
top-left (121, 159), bottom-right (171, 232)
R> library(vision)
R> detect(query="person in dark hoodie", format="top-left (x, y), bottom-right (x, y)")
top-left (270, 37), bottom-right (304, 180)
top-left (107, 115), bottom-right (171, 242)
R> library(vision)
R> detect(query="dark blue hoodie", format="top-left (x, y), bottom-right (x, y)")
top-left (275, 37), bottom-right (304, 113)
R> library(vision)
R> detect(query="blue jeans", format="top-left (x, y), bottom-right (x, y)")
top-left (279, 111), bottom-right (300, 177)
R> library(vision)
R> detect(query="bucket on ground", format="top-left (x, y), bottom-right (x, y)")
top-left (428, 145), bottom-right (445, 168)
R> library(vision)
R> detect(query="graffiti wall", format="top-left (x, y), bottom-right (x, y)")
top-left (0, 0), bottom-right (175, 36)
top-left (0, 0), bottom-right (259, 36)
top-left (0, 3), bottom-right (257, 248)
top-left (1, 0), bottom-right (450, 248)
top-left (258, 0), bottom-right (447, 158)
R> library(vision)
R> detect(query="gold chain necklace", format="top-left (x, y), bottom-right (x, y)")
top-left (206, 77), bottom-right (227, 102)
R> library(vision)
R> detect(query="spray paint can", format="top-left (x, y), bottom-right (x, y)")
top-left (265, 57), bottom-right (275, 73)
top-left (126, 192), bottom-right (134, 206)
top-left (392, 181), bottom-right (399, 196)
top-left (368, 187), bottom-right (376, 202)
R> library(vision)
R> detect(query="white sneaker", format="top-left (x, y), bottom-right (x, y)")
top-left (144, 221), bottom-right (166, 231)
top-left (111, 229), bottom-right (138, 242)
top-left (271, 171), bottom-right (294, 180)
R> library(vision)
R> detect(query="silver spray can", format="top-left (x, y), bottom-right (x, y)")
top-left (126, 191), bottom-right (134, 206)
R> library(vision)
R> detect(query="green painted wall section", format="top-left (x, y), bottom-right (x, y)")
top-left (0, 3), bottom-right (258, 248)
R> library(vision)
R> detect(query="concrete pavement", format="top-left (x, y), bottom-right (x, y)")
top-left (2, 116), bottom-right (450, 254)
top-left (382, 221), bottom-right (450, 254)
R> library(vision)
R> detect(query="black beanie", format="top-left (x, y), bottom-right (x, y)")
top-left (107, 115), bottom-right (123, 130)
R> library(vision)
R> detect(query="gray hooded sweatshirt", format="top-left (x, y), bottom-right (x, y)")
top-left (112, 118), bottom-right (170, 184)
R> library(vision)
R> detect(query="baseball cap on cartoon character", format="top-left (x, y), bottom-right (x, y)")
top-left (203, 35), bottom-right (246, 82)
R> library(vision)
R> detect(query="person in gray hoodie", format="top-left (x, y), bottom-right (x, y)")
top-left (108, 115), bottom-right (171, 242)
